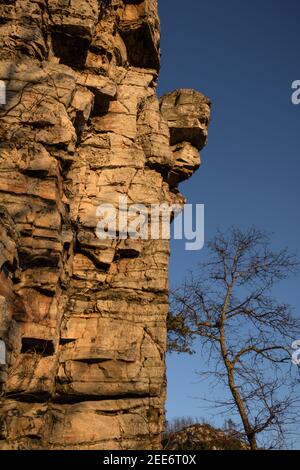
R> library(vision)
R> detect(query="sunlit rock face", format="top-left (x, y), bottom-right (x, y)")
top-left (0, 0), bottom-right (210, 449)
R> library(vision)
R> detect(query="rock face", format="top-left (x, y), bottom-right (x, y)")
top-left (0, 0), bottom-right (211, 449)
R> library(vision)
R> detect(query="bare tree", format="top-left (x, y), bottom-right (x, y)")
top-left (168, 227), bottom-right (300, 450)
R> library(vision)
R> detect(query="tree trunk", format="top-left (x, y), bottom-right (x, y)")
top-left (219, 286), bottom-right (258, 451)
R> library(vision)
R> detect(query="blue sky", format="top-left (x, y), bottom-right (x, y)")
top-left (158, 0), bottom-right (300, 447)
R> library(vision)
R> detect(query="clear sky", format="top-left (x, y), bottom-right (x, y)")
top-left (158, 0), bottom-right (300, 447)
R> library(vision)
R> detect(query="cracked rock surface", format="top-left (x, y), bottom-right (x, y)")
top-left (0, 0), bottom-right (211, 449)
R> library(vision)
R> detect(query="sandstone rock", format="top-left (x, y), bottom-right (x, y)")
top-left (137, 95), bottom-right (174, 170)
top-left (49, 0), bottom-right (100, 67)
top-left (119, 0), bottom-right (160, 70)
top-left (164, 423), bottom-right (249, 451)
top-left (168, 142), bottom-right (201, 187)
top-left (0, 1), bottom-right (47, 61)
top-left (0, 398), bottom-right (163, 449)
top-left (160, 89), bottom-right (211, 150)
top-left (0, 0), bottom-right (210, 450)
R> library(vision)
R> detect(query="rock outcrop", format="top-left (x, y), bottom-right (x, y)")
top-left (0, 0), bottom-right (211, 449)
top-left (164, 424), bottom-right (249, 451)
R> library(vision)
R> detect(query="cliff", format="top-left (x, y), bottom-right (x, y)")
top-left (0, 0), bottom-right (210, 449)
